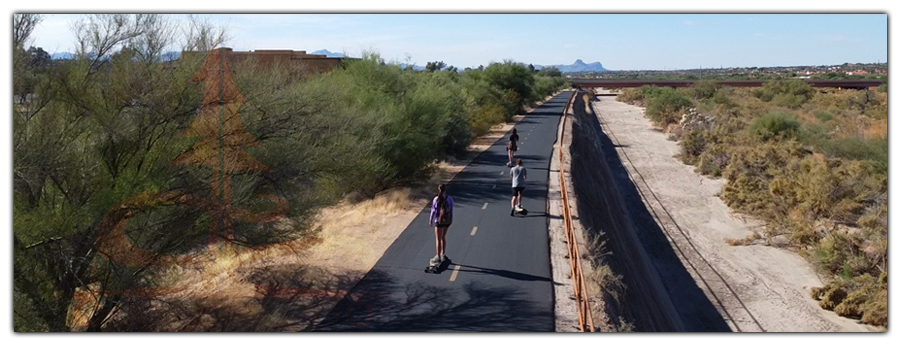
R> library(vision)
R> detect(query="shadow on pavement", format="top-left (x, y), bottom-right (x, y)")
top-left (452, 264), bottom-right (559, 284)
top-left (314, 269), bottom-right (553, 332)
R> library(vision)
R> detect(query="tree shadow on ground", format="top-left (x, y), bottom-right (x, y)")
top-left (314, 269), bottom-right (553, 332)
top-left (99, 263), bottom-right (365, 331)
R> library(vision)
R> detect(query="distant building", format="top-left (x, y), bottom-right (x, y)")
top-left (180, 47), bottom-right (344, 76)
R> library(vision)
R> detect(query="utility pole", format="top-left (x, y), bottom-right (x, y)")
top-left (700, 65), bottom-right (702, 79)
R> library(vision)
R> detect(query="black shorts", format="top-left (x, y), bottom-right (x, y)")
top-left (512, 187), bottom-right (524, 197)
top-left (436, 224), bottom-right (451, 228)
top-left (507, 145), bottom-right (517, 152)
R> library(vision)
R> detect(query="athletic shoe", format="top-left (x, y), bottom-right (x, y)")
top-left (430, 255), bottom-right (441, 266)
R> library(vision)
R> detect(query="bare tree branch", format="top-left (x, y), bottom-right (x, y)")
top-left (181, 15), bottom-right (230, 52)
top-left (13, 14), bottom-right (43, 49)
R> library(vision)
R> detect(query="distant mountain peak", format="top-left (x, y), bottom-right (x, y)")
top-left (309, 49), bottom-right (345, 58)
top-left (543, 59), bottom-right (607, 73)
top-left (50, 52), bottom-right (75, 60)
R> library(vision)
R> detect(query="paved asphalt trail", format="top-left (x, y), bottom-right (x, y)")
top-left (315, 92), bottom-right (574, 332)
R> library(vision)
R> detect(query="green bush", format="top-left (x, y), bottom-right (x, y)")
top-left (696, 143), bottom-right (731, 177)
top-left (679, 129), bottom-right (709, 164)
top-left (813, 110), bottom-right (835, 123)
top-left (756, 79), bottom-right (815, 108)
top-left (482, 60), bottom-right (536, 114)
top-left (818, 137), bottom-right (887, 174)
top-left (640, 85), bottom-right (666, 99)
top-left (711, 87), bottom-right (735, 107)
top-left (468, 104), bottom-right (506, 136)
top-left (644, 87), bottom-right (692, 126)
top-left (749, 112), bottom-right (800, 141)
top-left (616, 88), bottom-right (645, 103)
top-left (690, 80), bottom-right (719, 100)
top-left (812, 271), bottom-right (887, 327)
top-left (534, 75), bottom-right (566, 100)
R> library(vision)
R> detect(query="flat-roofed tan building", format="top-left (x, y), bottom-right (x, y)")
top-left (181, 47), bottom-right (343, 76)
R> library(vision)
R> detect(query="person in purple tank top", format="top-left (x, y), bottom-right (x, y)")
top-left (429, 184), bottom-right (454, 265)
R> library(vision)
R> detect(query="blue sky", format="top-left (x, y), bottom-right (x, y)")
top-left (28, 14), bottom-right (887, 70)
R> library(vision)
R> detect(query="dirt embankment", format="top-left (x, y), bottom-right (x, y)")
top-left (568, 91), bottom-right (684, 331)
top-left (573, 88), bottom-right (874, 332)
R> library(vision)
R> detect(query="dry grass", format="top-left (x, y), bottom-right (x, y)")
top-left (583, 231), bottom-right (629, 331)
top-left (726, 232), bottom-right (763, 246)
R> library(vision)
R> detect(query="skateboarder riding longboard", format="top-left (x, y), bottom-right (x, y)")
top-left (510, 158), bottom-right (528, 216)
top-left (426, 184), bottom-right (453, 273)
top-left (506, 128), bottom-right (519, 167)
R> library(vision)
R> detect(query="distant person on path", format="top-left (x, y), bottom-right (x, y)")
top-left (429, 184), bottom-right (454, 265)
top-left (506, 128), bottom-right (519, 166)
top-left (510, 158), bottom-right (527, 215)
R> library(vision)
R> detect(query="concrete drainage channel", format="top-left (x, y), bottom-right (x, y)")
top-left (565, 90), bottom-right (686, 332)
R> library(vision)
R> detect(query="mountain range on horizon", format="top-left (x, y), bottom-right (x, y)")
top-left (308, 49), bottom-right (345, 58)
top-left (538, 59), bottom-right (608, 72)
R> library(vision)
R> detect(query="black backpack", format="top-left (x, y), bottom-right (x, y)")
top-left (437, 196), bottom-right (452, 226)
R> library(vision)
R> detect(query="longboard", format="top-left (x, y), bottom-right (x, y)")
top-left (425, 258), bottom-right (451, 274)
top-left (514, 206), bottom-right (528, 216)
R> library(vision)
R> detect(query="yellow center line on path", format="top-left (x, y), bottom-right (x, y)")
top-left (448, 265), bottom-right (462, 282)
top-left (482, 203), bottom-right (488, 210)
top-left (470, 226), bottom-right (478, 236)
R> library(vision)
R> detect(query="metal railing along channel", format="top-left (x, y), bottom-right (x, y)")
top-left (558, 90), bottom-right (595, 332)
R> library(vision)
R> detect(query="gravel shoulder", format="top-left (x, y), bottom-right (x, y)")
top-left (591, 89), bottom-right (874, 332)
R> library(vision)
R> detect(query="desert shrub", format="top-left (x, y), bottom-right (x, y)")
top-left (644, 87), bottom-right (692, 126)
top-left (640, 85), bottom-right (667, 99)
top-left (771, 93), bottom-right (805, 109)
top-left (482, 60), bottom-right (536, 113)
top-left (861, 92), bottom-right (888, 120)
top-left (797, 121), bottom-right (828, 145)
top-left (696, 143), bottom-right (731, 177)
top-left (690, 80), bottom-right (719, 100)
top-left (812, 273), bottom-right (887, 326)
top-left (876, 84), bottom-right (886, 93)
top-left (817, 137), bottom-right (887, 174)
top-left (679, 129), bottom-right (710, 164)
top-left (720, 141), bottom-right (805, 216)
top-left (533, 75), bottom-right (566, 99)
top-left (711, 86), bottom-right (735, 107)
top-left (468, 104), bottom-right (506, 136)
top-left (813, 110), bottom-right (835, 123)
top-left (616, 88), bottom-right (644, 104)
top-left (756, 79), bottom-right (815, 107)
top-left (749, 112), bottom-right (800, 141)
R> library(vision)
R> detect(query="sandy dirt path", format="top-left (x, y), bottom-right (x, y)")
top-left (591, 89), bottom-right (873, 332)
